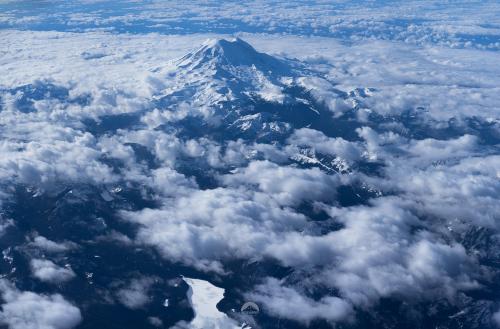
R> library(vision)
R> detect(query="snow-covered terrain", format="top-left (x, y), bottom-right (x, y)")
top-left (180, 277), bottom-right (239, 329)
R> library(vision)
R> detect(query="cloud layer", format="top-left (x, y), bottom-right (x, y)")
top-left (0, 280), bottom-right (82, 329)
top-left (0, 21), bottom-right (498, 329)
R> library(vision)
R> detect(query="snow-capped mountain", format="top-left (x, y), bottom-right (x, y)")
top-left (177, 37), bottom-right (292, 78)
top-left (150, 38), bottom-right (346, 142)
top-left (168, 37), bottom-right (296, 105)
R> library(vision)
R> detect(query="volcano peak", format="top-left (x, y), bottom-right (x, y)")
top-left (177, 37), bottom-right (289, 75)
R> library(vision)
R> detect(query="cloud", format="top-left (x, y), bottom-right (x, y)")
top-left (2, 1), bottom-right (500, 50)
top-left (0, 279), bottom-right (82, 329)
top-left (30, 259), bottom-right (76, 284)
top-left (321, 197), bottom-right (480, 307)
top-left (287, 128), bottom-right (361, 162)
top-left (222, 160), bottom-right (341, 206)
top-left (0, 218), bottom-right (13, 237)
top-left (121, 186), bottom-right (307, 273)
top-left (407, 240), bottom-right (479, 294)
top-left (0, 29), bottom-right (498, 327)
top-left (0, 127), bottom-right (117, 188)
top-left (356, 127), bottom-right (500, 229)
top-left (253, 196), bottom-right (481, 313)
top-left (115, 277), bottom-right (156, 309)
top-left (30, 236), bottom-right (76, 253)
top-left (493, 309), bottom-right (500, 326)
top-left (247, 278), bottom-right (353, 324)
top-left (296, 76), bottom-right (352, 116)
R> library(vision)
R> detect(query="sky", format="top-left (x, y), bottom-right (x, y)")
top-left (0, 1), bottom-right (499, 329)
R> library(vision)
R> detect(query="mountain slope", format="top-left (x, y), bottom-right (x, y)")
top-left (150, 38), bottom-right (347, 142)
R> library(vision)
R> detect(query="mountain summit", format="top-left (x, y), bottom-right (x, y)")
top-left (157, 38), bottom-right (298, 109)
top-left (176, 37), bottom-right (290, 76)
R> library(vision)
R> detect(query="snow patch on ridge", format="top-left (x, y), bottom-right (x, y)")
top-left (181, 277), bottom-right (240, 329)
